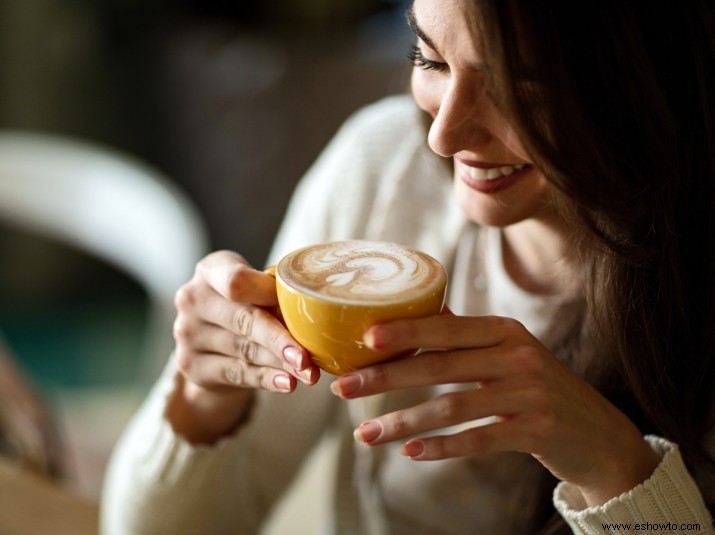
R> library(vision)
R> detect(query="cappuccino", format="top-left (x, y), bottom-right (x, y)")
top-left (278, 240), bottom-right (446, 305)
top-left (271, 240), bottom-right (447, 375)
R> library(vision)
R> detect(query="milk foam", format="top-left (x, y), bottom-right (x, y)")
top-left (278, 240), bottom-right (445, 303)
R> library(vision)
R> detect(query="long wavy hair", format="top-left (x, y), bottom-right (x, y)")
top-left (468, 0), bottom-right (715, 531)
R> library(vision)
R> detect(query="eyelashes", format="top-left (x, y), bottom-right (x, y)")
top-left (407, 45), bottom-right (449, 73)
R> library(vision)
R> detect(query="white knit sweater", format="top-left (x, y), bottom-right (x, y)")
top-left (101, 95), bottom-right (714, 534)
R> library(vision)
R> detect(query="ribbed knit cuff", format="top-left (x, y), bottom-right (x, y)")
top-left (553, 436), bottom-right (714, 534)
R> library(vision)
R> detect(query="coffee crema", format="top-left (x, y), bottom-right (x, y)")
top-left (278, 240), bottom-right (446, 305)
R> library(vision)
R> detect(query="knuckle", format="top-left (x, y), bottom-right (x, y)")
top-left (194, 255), bottom-right (211, 275)
top-left (511, 345), bottom-right (546, 375)
top-left (174, 283), bottom-right (196, 311)
top-left (389, 410), bottom-right (411, 436)
top-left (521, 379), bottom-right (550, 409)
top-left (497, 316), bottom-right (526, 336)
top-left (266, 327), bottom-right (286, 355)
top-left (434, 393), bottom-right (467, 422)
top-left (172, 317), bottom-right (193, 344)
top-left (223, 363), bottom-right (245, 386)
top-left (363, 364), bottom-right (390, 388)
top-left (257, 367), bottom-right (274, 391)
top-left (194, 253), bottom-right (220, 280)
top-left (235, 337), bottom-right (259, 363)
top-left (175, 346), bottom-right (195, 377)
top-left (233, 306), bottom-right (258, 336)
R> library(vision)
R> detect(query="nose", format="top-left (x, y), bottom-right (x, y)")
top-left (425, 78), bottom-right (492, 158)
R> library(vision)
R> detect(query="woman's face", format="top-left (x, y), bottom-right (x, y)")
top-left (409, 0), bottom-right (554, 227)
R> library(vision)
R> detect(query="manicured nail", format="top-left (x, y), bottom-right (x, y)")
top-left (354, 421), bottom-right (382, 443)
top-left (273, 374), bottom-right (292, 392)
top-left (363, 326), bottom-right (393, 350)
top-left (283, 347), bottom-right (303, 370)
top-left (401, 440), bottom-right (424, 459)
top-left (299, 367), bottom-right (319, 385)
top-left (330, 373), bottom-right (362, 398)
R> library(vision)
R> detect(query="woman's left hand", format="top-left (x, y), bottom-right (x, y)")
top-left (330, 313), bottom-right (661, 506)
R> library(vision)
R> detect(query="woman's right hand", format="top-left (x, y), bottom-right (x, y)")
top-left (167, 250), bottom-right (320, 443)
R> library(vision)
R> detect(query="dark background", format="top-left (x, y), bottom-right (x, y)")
top-left (0, 0), bottom-right (414, 264)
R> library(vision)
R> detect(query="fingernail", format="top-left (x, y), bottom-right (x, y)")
top-left (354, 421), bottom-right (382, 443)
top-left (330, 373), bottom-right (362, 398)
top-left (283, 347), bottom-right (303, 370)
top-left (299, 367), bottom-right (319, 385)
top-left (273, 374), bottom-right (292, 392)
top-left (401, 440), bottom-right (424, 459)
top-left (364, 326), bottom-right (393, 350)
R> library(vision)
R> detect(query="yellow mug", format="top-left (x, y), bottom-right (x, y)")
top-left (266, 240), bottom-right (447, 375)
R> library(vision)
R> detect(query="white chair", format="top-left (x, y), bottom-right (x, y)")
top-left (0, 130), bottom-right (210, 383)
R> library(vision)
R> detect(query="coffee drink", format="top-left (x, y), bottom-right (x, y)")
top-left (278, 240), bottom-right (445, 305)
top-left (271, 240), bottom-right (447, 375)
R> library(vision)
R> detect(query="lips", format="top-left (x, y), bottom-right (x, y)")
top-left (456, 159), bottom-right (532, 194)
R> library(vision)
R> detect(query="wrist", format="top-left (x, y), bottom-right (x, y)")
top-left (166, 372), bottom-right (255, 445)
top-left (578, 434), bottom-right (662, 507)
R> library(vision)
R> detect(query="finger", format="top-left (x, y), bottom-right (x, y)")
top-left (364, 315), bottom-right (530, 353)
top-left (176, 321), bottom-right (284, 368)
top-left (399, 417), bottom-right (539, 461)
top-left (196, 250), bottom-right (278, 306)
top-left (176, 282), bottom-right (314, 373)
top-left (353, 382), bottom-right (534, 445)
top-left (331, 344), bottom-right (534, 398)
top-left (176, 350), bottom-right (298, 394)
top-left (194, 323), bottom-right (319, 385)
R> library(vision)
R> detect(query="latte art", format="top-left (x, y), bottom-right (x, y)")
top-left (278, 240), bottom-right (446, 304)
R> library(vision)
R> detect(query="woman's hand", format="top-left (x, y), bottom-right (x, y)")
top-left (168, 250), bottom-right (320, 443)
top-left (330, 313), bottom-right (661, 506)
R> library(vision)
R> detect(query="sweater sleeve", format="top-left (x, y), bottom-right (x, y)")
top-left (101, 356), bottom-right (335, 535)
top-left (553, 436), bottom-right (714, 534)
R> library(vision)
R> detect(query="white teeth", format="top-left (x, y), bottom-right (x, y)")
top-left (468, 163), bottom-right (526, 181)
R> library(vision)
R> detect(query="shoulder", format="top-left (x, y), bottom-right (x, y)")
top-left (330, 94), bottom-right (428, 156)
top-left (345, 94), bottom-right (425, 129)
top-left (293, 94), bottom-right (438, 203)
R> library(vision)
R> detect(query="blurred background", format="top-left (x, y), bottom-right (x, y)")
top-left (0, 0), bottom-right (413, 507)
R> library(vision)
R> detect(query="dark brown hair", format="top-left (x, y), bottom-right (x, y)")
top-left (471, 0), bottom-right (715, 530)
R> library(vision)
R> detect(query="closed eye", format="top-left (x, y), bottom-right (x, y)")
top-left (408, 45), bottom-right (450, 73)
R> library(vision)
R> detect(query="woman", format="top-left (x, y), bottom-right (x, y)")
top-left (102, 0), bottom-right (715, 533)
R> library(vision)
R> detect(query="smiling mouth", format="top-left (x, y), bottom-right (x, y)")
top-left (466, 163), bottom-right (528, 181)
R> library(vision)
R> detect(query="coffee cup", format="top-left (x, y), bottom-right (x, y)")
top-left (266, 240), bottom-right (447, 375)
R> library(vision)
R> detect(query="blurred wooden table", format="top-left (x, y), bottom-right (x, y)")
top-left (0, 456), bottom-right (98, 535)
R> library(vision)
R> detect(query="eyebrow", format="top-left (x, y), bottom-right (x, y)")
top-left (406, 4), bottom-right (438, 51)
